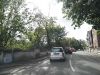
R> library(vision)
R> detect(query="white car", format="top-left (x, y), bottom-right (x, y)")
top-left (50, 47), bottom-right (66, 62)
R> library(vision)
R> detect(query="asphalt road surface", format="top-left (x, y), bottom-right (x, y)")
top-left (0, 51), bottom-right (100, 75)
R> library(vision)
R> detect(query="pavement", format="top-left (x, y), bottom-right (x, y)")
top-left (84, 50), bottom-right (100, 56)
top-left (0, 51), bottom-right (100, 75)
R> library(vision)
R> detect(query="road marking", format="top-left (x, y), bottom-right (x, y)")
top-left (11, 68), bottom-right (20, 73)
top-left (18, 69), bottom-right (25, 73)
top-left (71, 55), bottom-right (72, 58)
top-left (69, 55), bottom-right (75, 72)
top-left (26, 66), bottom-right (31, 69)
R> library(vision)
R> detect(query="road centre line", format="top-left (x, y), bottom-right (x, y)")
top-left (69, 55), bottom-right (75, 72)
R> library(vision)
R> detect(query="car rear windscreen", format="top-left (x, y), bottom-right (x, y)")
top-left (51, 48), bottom-right (63, 52)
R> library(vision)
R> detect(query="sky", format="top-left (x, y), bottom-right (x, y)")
top-left (25, 0), bottom-right (92, 40)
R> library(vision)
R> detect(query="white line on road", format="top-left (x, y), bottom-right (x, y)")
top-left (11, 68), bottom-right (20, 73)
top-left (69, 55), bottom-right (75, 72)
top-left (18, 69), bottom-right (25, 73)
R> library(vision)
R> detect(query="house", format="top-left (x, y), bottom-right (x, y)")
top-left (87, 28), bottom-right (98, 49)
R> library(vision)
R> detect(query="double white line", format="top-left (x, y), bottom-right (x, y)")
top-left (69, 55), bottom-right (75, 72)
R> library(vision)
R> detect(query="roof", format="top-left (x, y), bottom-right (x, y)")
top-left (52, 47), bottom-right (63, 48)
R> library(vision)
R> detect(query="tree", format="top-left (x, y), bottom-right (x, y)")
top-left (28, 13), bottom-right (67, 49)
top-left (51, 26), bottom-right (66, 46)
top-left (78, 40), bottom-right (87, 50)
top-left (0, 0), bottom-right (25, 48)
top-left (58, 0), bottom-right (100, 29)
top-left (43, 17), bottom-right (67, 48)
top-left (0, 0), bottom-right (36, 48)
top-left (33, 26), bottom-right (45, 48)
top-left (58, 37), bottom-right (87, 50)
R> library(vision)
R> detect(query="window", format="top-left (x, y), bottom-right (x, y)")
top-left (51, 48), bottom-right (63, 52)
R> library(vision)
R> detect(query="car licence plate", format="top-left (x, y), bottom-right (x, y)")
top-left (54, 53), bottom-right (59, 55)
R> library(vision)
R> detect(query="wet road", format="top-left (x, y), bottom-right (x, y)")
top-left (0, 51), bottom-right (100, 75)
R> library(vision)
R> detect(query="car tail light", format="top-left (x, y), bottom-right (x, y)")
top-left (62, 52), bottom-right (64, 56)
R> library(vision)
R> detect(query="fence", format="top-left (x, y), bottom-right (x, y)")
top-left (0, 49), bottom-right (48, 64)
top-left (0, 52), bottom-right (3, 64)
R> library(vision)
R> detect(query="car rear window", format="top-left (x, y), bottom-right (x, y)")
top-left (51, 48), bottom-right (63, 52)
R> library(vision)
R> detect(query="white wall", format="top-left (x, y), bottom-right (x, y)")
top-left (0, 52), bottom-right (3, 64)
top-left (4, 53), bottom-right (12, 64)
top-left (0, 50), bottom-right (47, 64)
top-left (14, 51), bottom-right (36, 61)
top-left (92, 29), bottom-right (98, 48)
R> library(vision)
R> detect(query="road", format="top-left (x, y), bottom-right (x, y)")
top-left (0, 51), bottom-right (100, 75)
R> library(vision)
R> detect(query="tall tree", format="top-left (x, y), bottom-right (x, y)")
top-left (58, 0), bottom-right (100, 29)
top-left (0, 0), bottom-right (24, 47)
top-left (0, 0), bottom-right (36, 48)
top-left (33, 26), bottom-right (45, 48)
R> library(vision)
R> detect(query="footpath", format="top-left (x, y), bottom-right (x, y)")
top-left (84, 49), bottom-right (100, 56)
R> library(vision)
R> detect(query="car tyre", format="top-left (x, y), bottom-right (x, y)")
top-left (64, 59), bottom-right (66, 62)
top-left (61, 58), bottom-right (65, 62)
top-left (50, 59), bottom-right (53, 62)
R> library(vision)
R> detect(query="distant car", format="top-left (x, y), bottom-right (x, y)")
top-left (65, 47), bottom-right (72, 54)
top-left (67, 49), bottom-right (72, 54)
top-left (50, 47), bottom-right (66, 62)
top-left (71, 48), bottom-right (76, 52)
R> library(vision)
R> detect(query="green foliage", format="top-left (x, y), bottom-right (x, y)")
top-left (97, 30), bottom-right (100, 36)
top-left (57, 37), bottom-right (87, 50)
top-left (33, 26), bottom-right (45, 48)
top-left (0, 0), bottom-right (25, 47)
top-left (32, 16), bottom-right (67, 49)
top-left (59, 0), bottom-right (100, 29)
top-left (1, 0), bottom-right (86, 51)
top-left (8, 40), bottom-right (31, 50)
top-left (0, 0), bottom-right (36, 50)
top-left (44, 18), bottom-right (67, 48)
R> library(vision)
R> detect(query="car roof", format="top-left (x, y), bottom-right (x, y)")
top-left (52, 47), bottom-right (63, 48)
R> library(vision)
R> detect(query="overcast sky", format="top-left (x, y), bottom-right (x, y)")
top-left (25, 0), bottom-right (92, 40)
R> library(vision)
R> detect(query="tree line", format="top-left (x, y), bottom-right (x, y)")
top-left (0, 0), bottom-right (86, 51)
